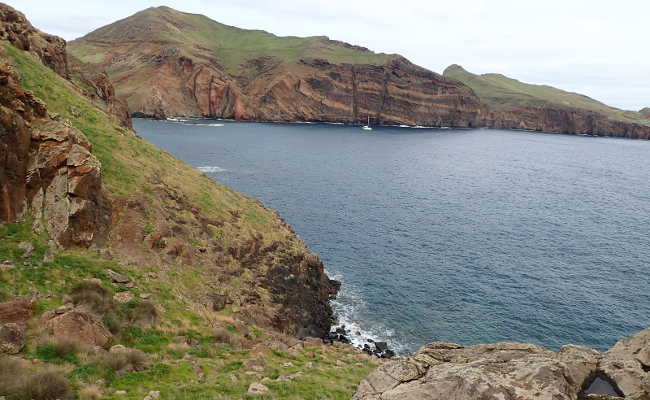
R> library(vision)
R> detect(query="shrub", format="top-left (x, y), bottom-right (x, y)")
top-left (0, 357), bottom-right (72, 400)
top-left (213, 327), bottom-right (240, 348)
top-left (126, 301), bottom-right (158, 327)
top-left (97, 348), bottom-right (147, 372)
top-left (78, 384), bottom-right (103, 400)
top-left (71, 281), bottom-right (114, 315)
top-left (35, 336), bottom-right (83, 364)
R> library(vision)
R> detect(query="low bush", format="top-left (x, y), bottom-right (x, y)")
top-left (126, 301), bottom-right (158, 327)
top-left (97, 348), bottom-right (147, 372)
top-left (35, 336), bottom-right (84, 364)
top-left (71, 281), bottom-right (114, 315)
top-left (0, 357), bottom-right (72, 400)
top-left (213, 327), bottom-right (240, 348)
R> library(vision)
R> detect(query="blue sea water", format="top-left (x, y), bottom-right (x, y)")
top-left (134, 118), bottom-right (650, 355)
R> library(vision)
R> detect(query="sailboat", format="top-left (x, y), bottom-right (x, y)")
top-left (362, 116), bottom-right (373, 131)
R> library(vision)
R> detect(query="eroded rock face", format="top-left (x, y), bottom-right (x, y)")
top-left (601, 328), bottom-right (650, 399)
top-left (0, 2), bottom-right (69, 78)
top-left (484, 107), bottom-right (650, 140)
top-left (0, 60), bottom-right (110, 247)
top-left (354, 342), bottom-right (601, 400)
top-left (0, 323), bottom-right (25, 354)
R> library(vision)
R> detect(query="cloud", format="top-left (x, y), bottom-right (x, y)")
top-left (8, 0), bottom-right (649, 110)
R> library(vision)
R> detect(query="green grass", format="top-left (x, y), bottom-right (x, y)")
top-left (68, 6), bottom-right (396, 76)
top-left (444, 64), bottom-right (650, 126)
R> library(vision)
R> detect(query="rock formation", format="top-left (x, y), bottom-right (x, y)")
top-left (0, 2), bottom-right (68, 78)
top-left (355, 329), bottom-right (650, 400)
top-left (0, 60), bottom-right (110, 247)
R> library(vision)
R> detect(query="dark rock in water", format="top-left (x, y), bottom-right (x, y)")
top-left (375, 342), bottom-right (388, 352)
top-left (367, 338), bottom-right (374, 343)
top-left (382, 349), bottom-right (396, 359)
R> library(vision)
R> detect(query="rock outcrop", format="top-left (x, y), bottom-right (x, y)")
top-left (356, 329), bottom-right (650, 400)
top-left (0, 2), bottom-right (68, 78)
top-left (484, 107), bottom-right (650, 139)
top-left (0, 61), bottom-right (110, 247)
top-left (354, 342), bottom-right (601, 400)
top-left (600, 328), bottom-right (650, 399)
top-left (44, 308), bottom-right (112, 347)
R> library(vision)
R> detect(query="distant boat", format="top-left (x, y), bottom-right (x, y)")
top-left (362, 116), bottom-right (373, 131)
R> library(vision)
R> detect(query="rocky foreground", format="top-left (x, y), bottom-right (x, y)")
top-left (354, 328), bottom-right (650, 400)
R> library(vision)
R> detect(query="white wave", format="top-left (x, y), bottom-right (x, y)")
top-left (197, 166), bottom-right (227, 173)
top-left (166, 117), bottom-right (188, 122)
top-left (195, 123), bottom-right (225, 127)
top-left (328, 271), bottom-right (408, 356)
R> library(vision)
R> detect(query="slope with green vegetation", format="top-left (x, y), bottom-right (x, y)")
top-left (1, 4), bottom-right (380, 399)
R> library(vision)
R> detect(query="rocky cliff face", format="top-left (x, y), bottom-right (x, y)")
top-left (355, 329), bottom-right (650, 400)
top-left (0, 2), bottom-right (68, 78)
top-left (483, 107), bottom-right (650, 139)
top-left (71, 45), bottom-right (484, 127)
top-left (0, 60), bottom-right (110, 247)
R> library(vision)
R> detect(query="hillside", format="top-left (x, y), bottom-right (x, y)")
top-left (68, 6), bottom-right (483, 127)
top-left (444, 65), bottom-right (650, 138)
top-left (0, 3), bottom-right (379, 399)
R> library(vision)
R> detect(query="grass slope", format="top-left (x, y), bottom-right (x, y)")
top-left (444, 64), bottom-right (650, 126)
top-left (69, 6), bottom-right (396, 75)
top-left (1, 43), bottom-right (378, 399)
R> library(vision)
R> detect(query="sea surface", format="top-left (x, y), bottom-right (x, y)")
top-left (134, 118), bottom-right (650, 355)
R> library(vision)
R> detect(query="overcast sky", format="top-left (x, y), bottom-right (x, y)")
top-left (9, 0), bottom-right (649, 111)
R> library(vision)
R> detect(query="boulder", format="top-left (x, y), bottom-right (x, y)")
top-left (45, 308), bottom-right (112, 347)
top-left (247, 382), bottom-right (269, 395)
top-left (0, 323), bottom-right (25, 354)
top-left (107, 269), bottom-right (130, 284)
top-left (113, 291), bottom-right (134, 303)
top-left (600, 328), bottom-right (650, 399)
top-left (353, 342), bottom-right (600, 400)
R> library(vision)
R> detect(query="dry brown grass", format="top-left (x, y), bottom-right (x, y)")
top-left (213, 327), bottom-right (240, 348)
top-left (0, 357), bottom-right (72, 400)
top-left (96, 348), bottom-right (147, 372)
top-left (78, 384), bottom-right (103, 399)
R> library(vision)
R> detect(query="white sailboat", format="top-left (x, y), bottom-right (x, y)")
top-left (362, 116), bottom-right (373, 131)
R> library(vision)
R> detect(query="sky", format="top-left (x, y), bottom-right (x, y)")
top-left (10, 0), bottom-right (649, 111)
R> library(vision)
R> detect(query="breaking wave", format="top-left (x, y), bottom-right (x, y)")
top-left (197, 166), bottom-right (227, 173)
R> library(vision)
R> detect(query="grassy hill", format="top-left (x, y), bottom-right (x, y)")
top-left (69, 6), bottom-right (396, 76)
top-left (444, 64), bottom-right (650, 127)
top-left (1, 33), bottom-right (378, 400)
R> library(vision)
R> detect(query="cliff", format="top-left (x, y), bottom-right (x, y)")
top-left (68, 6), bottom-right (483, 127)
top-left (641, 108), bottom-right (650, 118)
top-left (444, 64), bottom-right (650, 139)
top-left (355, 327), bottom-right (650, 399)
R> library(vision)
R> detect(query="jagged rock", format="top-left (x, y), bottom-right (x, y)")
top-left (107, 269), bottom-right (130, 284)
top-left (354, 342), bottom-right (600, 400)
top-left (45, 308), bottom-right (112, 347)
top-left (600, 328), bottom-right (650, 399)
top-left (0, 4), bottom-right (69, 77)
top-left (0, 323), bottom-right (25, 354)
top-left (247, 382), bottom-right (269, 395)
